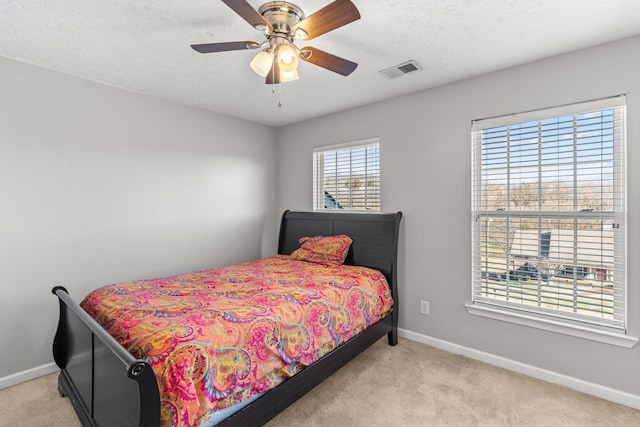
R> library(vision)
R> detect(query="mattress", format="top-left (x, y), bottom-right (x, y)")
top-left (81, 255), bottom-right (393, 426)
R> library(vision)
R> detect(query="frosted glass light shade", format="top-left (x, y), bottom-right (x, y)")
top-left (250, 50), bottom-right (274, 77)
top-left (277, 45), bottom-right (298, 73)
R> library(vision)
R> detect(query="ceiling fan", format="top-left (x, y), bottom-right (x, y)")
top-left (191, 0), bottom-right (361, 84)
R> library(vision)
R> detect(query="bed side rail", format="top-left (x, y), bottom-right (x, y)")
top-left (52, 286), bottom-right (160, 427)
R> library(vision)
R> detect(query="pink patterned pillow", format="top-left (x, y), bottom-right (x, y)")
top-left (290, 234), bottom-right (353, 266)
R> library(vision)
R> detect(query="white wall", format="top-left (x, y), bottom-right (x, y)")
top-left (277, 36), bottom-right (640, 396)
top-left (0, 56), bottom-right (278, 378)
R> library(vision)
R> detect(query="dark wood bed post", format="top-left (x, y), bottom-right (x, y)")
top-left (52, 286), bottom-right (69, 370)
top-left (389, 212), bottom-right (402, 345)
top-left (388, 211), bottom-right (402, 346)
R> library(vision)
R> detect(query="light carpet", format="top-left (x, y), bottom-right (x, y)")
top-left (1, 337), bottom-right (638, 426)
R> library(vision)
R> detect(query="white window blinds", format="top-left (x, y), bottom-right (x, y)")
top-left (471, 96), bottom-right (626, 330)
top-left (313, 139), bottom-right (380, 211)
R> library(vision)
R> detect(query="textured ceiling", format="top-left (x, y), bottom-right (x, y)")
top-left (2, 0), bottom-right (640, 127)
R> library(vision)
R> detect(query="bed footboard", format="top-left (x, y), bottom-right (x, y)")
top-left (52, 286), bottom-right (160, 427)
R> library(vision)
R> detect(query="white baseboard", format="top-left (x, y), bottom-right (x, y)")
top-left (0, 362), bottom-right (59, 390)
top-left (398, 328), bottom-right (640, 411)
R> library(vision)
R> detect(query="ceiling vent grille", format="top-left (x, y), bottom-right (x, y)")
top-left (379, 60), bottom-right (423, 79)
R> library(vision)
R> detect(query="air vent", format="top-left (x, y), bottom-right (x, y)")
top-left (379, 60), bottom-right (423, 79)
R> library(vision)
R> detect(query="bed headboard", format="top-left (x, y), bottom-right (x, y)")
top-left (277, 210), bottom-right (403, 278)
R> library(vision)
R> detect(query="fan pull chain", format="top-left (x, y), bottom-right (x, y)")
top-left (271, 83), bottom-right (283, 107)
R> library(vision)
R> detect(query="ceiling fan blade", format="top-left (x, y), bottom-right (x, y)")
top-left (222, 0), bottom-right (273, 32)
top-left (299, 47), bottom-right (358, 76)
top-left (191, 41), bottom-right (260, 53)
top-left (292, 0), bottom-right (360, 41)
top-left (265, 61), bottom-right (280, 85)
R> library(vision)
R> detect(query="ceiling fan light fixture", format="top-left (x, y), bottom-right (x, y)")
top-left (250, 49), bottom-right (275, 77)
top-left (193, 0), bottom-right (361, 84)
top-left (277, 44), bottom-right (299, 73)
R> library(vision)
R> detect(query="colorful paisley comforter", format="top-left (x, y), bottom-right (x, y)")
top-left (80, 255), bottom-right (393, 427)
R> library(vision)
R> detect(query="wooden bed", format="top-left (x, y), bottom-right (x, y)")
top-left (52, 210), bottom-right (402, 426)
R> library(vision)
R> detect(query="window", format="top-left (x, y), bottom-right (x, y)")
top-left (313, 138), bottom-right (380, 211)
top-left (470, 96), bottom-right (632, 345)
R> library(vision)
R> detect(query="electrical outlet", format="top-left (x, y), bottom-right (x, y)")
top-left (420, 300), bottom-right (430, 315)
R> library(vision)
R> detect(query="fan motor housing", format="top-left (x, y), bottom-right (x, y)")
top-left (259, 1), bottom-right (304, 34)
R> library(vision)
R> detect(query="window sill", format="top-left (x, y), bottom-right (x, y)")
top-left (465, 303), bottom-right (638, 348)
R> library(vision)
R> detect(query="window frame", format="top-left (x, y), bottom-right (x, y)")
top-left (312, 138), bottom-right (380, 212)
top-left (467, 96), bottom-right (636, 348)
